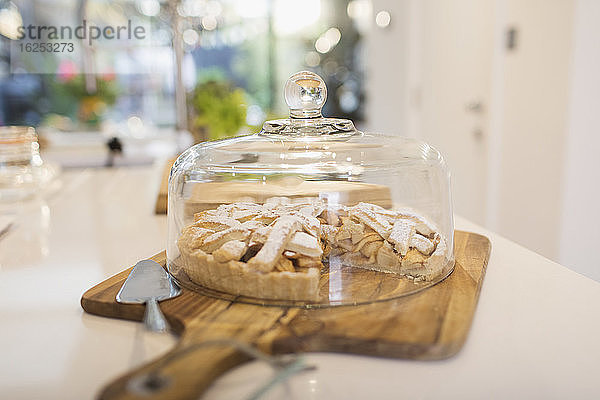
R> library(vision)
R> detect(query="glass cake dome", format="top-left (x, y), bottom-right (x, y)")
top-left (167, 71), bottom-right (454, 307)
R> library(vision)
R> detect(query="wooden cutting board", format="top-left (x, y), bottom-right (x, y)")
top-left (82, 230), bottom-right (490, 400)
top-left (182, 180), bottom-right (393, 219)
top-left (154, 159), bottom-right (175, 214)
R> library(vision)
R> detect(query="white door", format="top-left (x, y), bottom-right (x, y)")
top-left (409, 0), bottom-right (495, 225)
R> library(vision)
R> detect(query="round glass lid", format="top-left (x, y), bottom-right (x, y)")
top-left (167, 71), bottom-right (455, 308)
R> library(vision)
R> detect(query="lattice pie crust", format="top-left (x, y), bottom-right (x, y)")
top-left (177, 198), bottom-right (449, 301)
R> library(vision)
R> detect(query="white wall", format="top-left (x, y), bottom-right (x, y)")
top-left (559, 0), bottom-right (600, 281)
top-left (363, 0), bottom-right (410, 135)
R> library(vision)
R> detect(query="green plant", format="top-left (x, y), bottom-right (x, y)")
top-left (189, 80), bottom-right (247, 141)
top-left (48, 72), bottom-right (119, 126)
top-left (51, 75), bottom-right (118, 106)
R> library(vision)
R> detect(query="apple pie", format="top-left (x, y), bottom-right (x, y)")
top-left (177, 198), bottom-right (449, 301)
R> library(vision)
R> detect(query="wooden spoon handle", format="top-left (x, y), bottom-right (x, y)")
top-left (98, 340), bottom-right (250, 400)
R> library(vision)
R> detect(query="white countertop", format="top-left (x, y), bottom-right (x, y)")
top-left (1, 166), bottom-right (599, 400)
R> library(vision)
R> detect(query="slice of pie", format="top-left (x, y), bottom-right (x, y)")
top-left (177, 198), bottom-right (449, 301)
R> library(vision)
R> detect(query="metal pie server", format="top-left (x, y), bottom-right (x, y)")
top-left (116, 259), bottom-right (181, 332)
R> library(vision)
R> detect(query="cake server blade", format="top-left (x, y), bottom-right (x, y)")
top-left (116, 259), bottom-right (181, 332)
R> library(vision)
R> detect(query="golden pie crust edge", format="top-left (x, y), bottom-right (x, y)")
top-left (178, 242), bottom-right (320, 301)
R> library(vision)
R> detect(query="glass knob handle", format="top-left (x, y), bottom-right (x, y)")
top-left (284, 71), bottom-right (327, 119)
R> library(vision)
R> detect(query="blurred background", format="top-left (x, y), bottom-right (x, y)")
top-left (0, 0), bottom-right (598, 281)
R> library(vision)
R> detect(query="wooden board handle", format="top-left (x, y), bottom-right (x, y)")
top-left (98, 302), bottom-right (288, 400)
top-left (98, 340), bottom-right (250, 400)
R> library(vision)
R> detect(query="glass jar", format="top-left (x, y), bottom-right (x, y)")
top-left (167, 71), bottom-right (454, 307)
top-left (0, 126), bottom-right (57, 202)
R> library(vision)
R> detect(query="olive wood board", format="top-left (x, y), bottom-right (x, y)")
top-left (154, 160), bottom-right (392, 215)
top-left (81, 230), bottom-right (490, 400)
